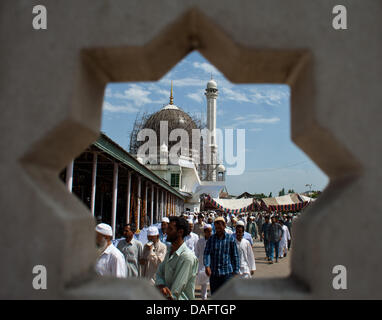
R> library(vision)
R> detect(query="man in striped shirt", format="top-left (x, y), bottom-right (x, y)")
top-left (204, 217), bottom-right (240, 295)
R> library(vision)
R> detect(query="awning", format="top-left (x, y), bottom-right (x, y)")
top-left (205, 195), bottom-right (261, 214)
top-left (260, 193), bottom-right (310, 212)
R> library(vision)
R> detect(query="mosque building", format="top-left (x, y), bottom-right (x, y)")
top-left (130, 79), bottom-right (226, 212)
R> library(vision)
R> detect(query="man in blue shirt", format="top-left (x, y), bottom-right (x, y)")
top-left (204, 217), bottom-right (240, 295)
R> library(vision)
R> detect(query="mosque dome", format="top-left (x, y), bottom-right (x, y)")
top-left (134, 81), bottom-right (200, 161)
top-left (142, 107), bottom-right (198, 146)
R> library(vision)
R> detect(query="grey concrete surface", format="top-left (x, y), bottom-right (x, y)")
top-left (1, 0), bottom-right (381, 299)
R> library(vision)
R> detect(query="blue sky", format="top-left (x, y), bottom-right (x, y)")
top-left (101, 51), bottom-right (328, 196)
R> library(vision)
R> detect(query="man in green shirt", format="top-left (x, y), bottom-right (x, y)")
top-left (155, 216), bottom-right (198, 300)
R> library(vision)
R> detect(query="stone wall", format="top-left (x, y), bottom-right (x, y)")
top-left (1, 0), bottom-right (381, 299)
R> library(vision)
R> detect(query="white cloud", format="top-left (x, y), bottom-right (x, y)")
top-left (102, 101), bottom-right (138, 113)
top-left (247, 116), bottom-right (280, 124)
top-left (113, 84), bottom-right (152, 106)
top-left (160, 77), bottom-right (204, 87)
top-left (249, 87), bottom-right (290, 106)
top-left (193, 62), bottom-right (219, 75)
top-left (221, 87), bottom-right (250, 103)
top-left (187, 91), bottom-right (204, 103)
top-left (219, 85), bottom-right (290, 106)
top-left (225, 114), bottom-right (280, 129)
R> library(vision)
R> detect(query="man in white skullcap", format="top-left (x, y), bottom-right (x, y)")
top-left (95, 223), bottom-right (127, 278)
top-left (159, 217), bottom-right (171, 246)
top-left (184, 218), bottom-right (199, 253)
top-left (235, 221), bottom-right (256, 279)
top-left (194, 213), bottom-right (206, 239)
top-left (140, 226), bottom-right (167, 284)
top-left (195, 224), bottom-right (213, 300)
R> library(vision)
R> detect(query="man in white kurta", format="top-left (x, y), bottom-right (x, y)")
top-left (95, 223), bottom-right (127, 278)
top-left (278, 221), bottom-right (291, 258)
top-left (140, 226), bottom-right (167, 284)
top-left (195, 224), bottom-right (212, 300)
top-left (235, 221), bottom-right (256, 279)
top-left (184, 219), bottom-right (199, 253)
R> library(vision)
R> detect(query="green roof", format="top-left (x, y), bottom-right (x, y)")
top-left (94, 133), bottom-right (184, 200)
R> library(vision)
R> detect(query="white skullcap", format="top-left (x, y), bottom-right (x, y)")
top-left (187, 218), bottom-right (194, 224)
top-left (147, 226), bottom-right (159, 236)
top-left (236, 221), bottom-right (245, 227)
top-left (95, 223), bottom-right (113, 237)
top-left (161, 217), bottom-right (169, 223)
top-left (204, 224), bottom-right (212, 230)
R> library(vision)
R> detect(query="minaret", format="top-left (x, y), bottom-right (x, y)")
top-left (205, 78), bottom-right (218, 181)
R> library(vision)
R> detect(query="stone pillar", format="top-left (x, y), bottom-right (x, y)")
top-left (156, 187), bottom-right (159, 223)
top-left (144, 181), bottom-right (148, 227)
top-left (126, 171), bottom-right (132, 224)
top-left (111, 162), bottom-right (118, 240)
top-left (90, 153), bottom-right (97, 216)
top-left (137, 176), bottom-right (141, 230)
top-left (66, 160), bottom-right (74, 192)
top-left (161, 190), bottom-right (164, 220)
top-left (151, 185), bottom-right (154, 225)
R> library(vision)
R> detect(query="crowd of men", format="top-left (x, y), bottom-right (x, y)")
top-left (94, 210), bottom-right (297, 300)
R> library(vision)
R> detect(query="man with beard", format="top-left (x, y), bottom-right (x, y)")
top-left (159, 217), bottom-right (171, 246)
top-left (117, 224), bottom-right (143, 277)
top-left (95, 223), bottom-right (126, 278)
top-left (155, 216), bottom-right (198, 300)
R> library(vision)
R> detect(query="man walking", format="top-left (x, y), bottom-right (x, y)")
top-left (195, 224), bottom-right (213, 300)
top-left (256, 213), bottom-right (264, 241)
top-left (204, 217), bottom-right (240, 295)
top-left (235, 221), bottom-right (256, 279)
top-left (184, 218), bottom-right (199, 252)
top-left (278, 220), bottom-right (291, 258)
top-left (95, 223), bottom-right (127, 278)
top-left (268, 216), bottom-right (283, 264)
top-left (155, 217), bottom-right (198, 300)
top-left (117, 224), bottom-right (143, 277)
top-left (261, 216), bottom-right (272, 261)
top-left (140, 226), bottom-right (167, 284)
top-left (194, 214), bottom-right (206, 239)
top-left (246, 216), bottom-right (258, 243)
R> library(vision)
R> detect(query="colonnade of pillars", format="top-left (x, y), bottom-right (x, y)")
top-left (65, 153), bottom-right (183, 239)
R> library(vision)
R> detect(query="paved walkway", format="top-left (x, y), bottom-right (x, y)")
top-left (195, 239), bottom-right (292, 299)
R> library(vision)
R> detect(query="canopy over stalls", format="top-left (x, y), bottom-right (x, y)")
top-left (204, 195), bottom-right (261, 214)
top-left (205, 193), bottom-right (314, 214)
top-left (260, 193), bottom-right (311, 212)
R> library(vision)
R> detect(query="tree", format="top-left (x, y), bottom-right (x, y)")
top-left (288, 189), bottom-right (295, 194)
top-left (268, 192), bottom-right (273, 198)
top-left (278, 188), bottom-right (285, 196)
